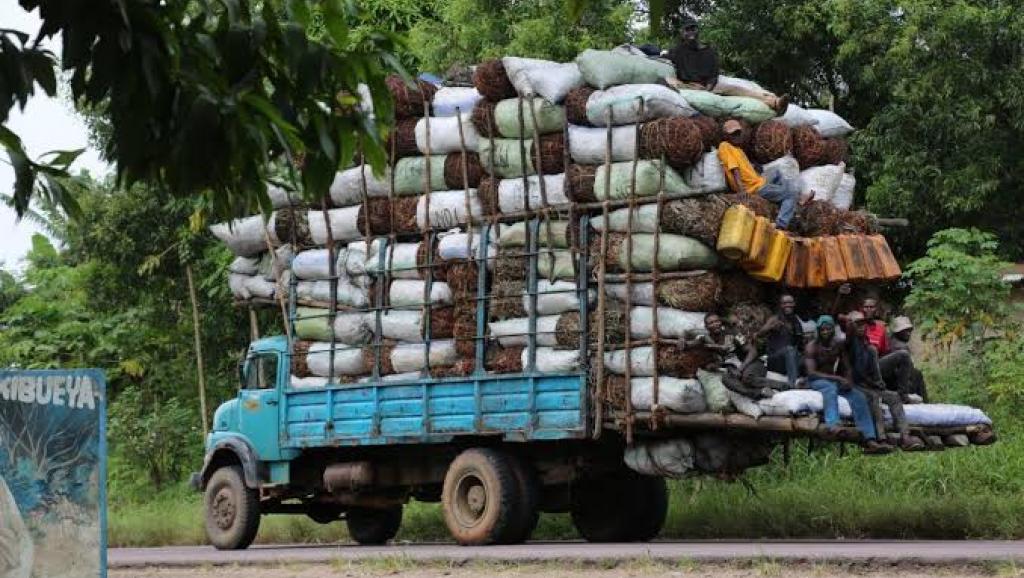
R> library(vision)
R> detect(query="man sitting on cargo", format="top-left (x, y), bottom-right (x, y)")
top-left (719, 120), bottom-right (800, 230)
top-left (804, 315), bottom-right (889, 453)
top-left (861, 298), bottom-right (926, 403)
top-left (889, 315), bottom-right (929, 402)
top-left (846, 311), bottom-right (926, 451)
top-left (686, 313), bottom-right (780, 399)
top-left (663, 17), bottom-right (788, 113)
top-left (754, 294), bottom-right (805, 387)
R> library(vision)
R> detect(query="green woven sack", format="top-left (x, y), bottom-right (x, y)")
top-left (479, 138), bottom-right (535, 178)
top-left (697, 369), bottom-right (733, 413)
top-left (677, 90), bottom-right (738, 118)
top-left (615, 233), bottom-right (719, 272)
top-left (593, 160), bottom-right (695, 200)
top-left (392, 155), bottom-right (447, 195)
top-left (724, 96), bottom-right (776, 123)
top-left (294, 307), bottom-right (333, 341)
top-left (494, 98), bottom-right (566, 138)
top-left (576, 49), bottom-right (675, 89)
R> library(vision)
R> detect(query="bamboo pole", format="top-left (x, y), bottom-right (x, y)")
top-left (185, 263), bottom-right (209, 437)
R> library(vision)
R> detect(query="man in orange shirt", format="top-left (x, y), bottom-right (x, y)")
top-left (718, 119), bottom-right (799, 230)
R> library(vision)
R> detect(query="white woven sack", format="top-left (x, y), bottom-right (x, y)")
top-left (763, 154), bottom-right (801, 184)
top-left (344, 241), bottom-right (369, 276)
top-left (502, 56), bottom-right (584, 103)
top-left (243, 275), bottom-right (277, 299)
top-left (715, 75), bottom-right (765, 93)
top-left (568, 124), bottom-right (636, 164)
top-left (267, 184), bottom-right (302, 208)
top-left (291, 376), bottom-right (329, 389)
top-left (631, 377), bottom-right (706, 413)
top-left (800, 164), bottom-right (845, 204)
top-left (211, 216), bottom-right (268, 257)
top-left (832, 172), bottom-right (855, 210)
top-left (757, 390), bottom-right (852, 418)
top-left (416, 190), bottom-right (482, 229)
top-left (415, 116), bottom-right (480, 154)
top-left (780, 104), bottom-right (819, 127)
top-left (230, 256), bottom-right (260, 275)
top-left (378, 309), bottom-right (428, 342)
top-left (432, 87), bottom-right (482, 117)
top-left (306, 342), bottom-right (367, 377)
top-left (390, 340), bottom-right (457, 373)
top-left (308, 206), bottom-right (363, 244)
top-left (293, 280), bottom-right (369, 308)
top-left (497, 174), bottom-right (569, 213)
top-left (437, 230), bottom-right (496, 264)
top-left (389, 279), bottom-right (453, 308)
top-left (365, 241), bottom-right (422, 279)
top-left (624, 439), bottom-right (694, 478)
top-left (358, 372), bottom-right (422, 384)
top-left (586, 84), bottom-right (697, 126)
top-left (684, 150), bottom-right (727, 193)
top-left (527, 347), bottom-right (582, 373)
top-left (330, 165), bottom-right (390, 207)
top-left (604, 282), bottom-right (656, 305)
top-left (603, 346), bottom-right (656, 376)
top-left (228, 273), bottom-right (251, 299)
top-left (629, 307), bottom-right (707, 339)
top-left (489, 315), bottom-right (561, 347)
top-left (537, 250), bottom-right (576, 281)
top-left (530, 280), bottom-right (594, 315)
top-left (806, 109), bottom-right (854, 137)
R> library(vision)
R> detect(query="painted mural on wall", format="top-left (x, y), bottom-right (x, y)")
top-left (0, 370), bottom-right (106, 578)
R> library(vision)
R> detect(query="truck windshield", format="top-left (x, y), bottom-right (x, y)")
top-left (245, 355), bottom-right (278, 390)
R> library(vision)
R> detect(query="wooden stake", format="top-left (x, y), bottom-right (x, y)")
top-left (186, 263), bottom-right (209, 437)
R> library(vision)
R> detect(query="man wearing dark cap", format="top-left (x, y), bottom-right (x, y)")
top-left (718, 119), bottom-right (800, 229)
top-left (665, 17), bottom-right (788, 113)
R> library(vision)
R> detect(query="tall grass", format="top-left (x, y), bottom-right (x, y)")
top-left (110, 361), bottom-right (1024, 547)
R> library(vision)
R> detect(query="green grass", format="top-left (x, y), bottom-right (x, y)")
top-left (110, 361), bottom-right (1024, 547)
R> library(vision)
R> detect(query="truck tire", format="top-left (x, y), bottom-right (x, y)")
top-left (570, 471), bottom-right (667, 543)
top-left (442, 448), bottom-right (522, 545)
top-left (204, 465), bottom-right (260, 550)
top-left (346, 505), bottom-right (403, 545)
top-left (498, 455), bottom-right (540, 544)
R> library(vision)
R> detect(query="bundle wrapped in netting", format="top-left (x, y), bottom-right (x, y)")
top-left (473, 59), bottom-right (516, 102)
top-left (638, 118), bottom-right (703, 171)
top-left (270, 207), bottom-right (311, 248)
top-left (355, 198), bottom-right (419, 236)
top-left (839, 210), bottom-right (877, 234)
top-left (661, 195), bottom-right (731, 247)
top-left (536, 132), bottom-right (567, 174)
top-left (490, 277), bottom-right (528, 320)
top-left (752, 120), bottom-right (792, 164)
top-left (386, 74), bottom-right (438, 119)
top-left (726, 302), bottom-right (772, 340)
top-left (566, 164), bottom-right (597, 202)
top-left (445, 260), bottom-right (479, 295)
top-left (416, 240), bottom-right (448, 282)
top-left (471, 100), bottom-right (499, 137)
top-left (821, 137), bottom-right (849, 165)
top-left (486, 345), bottom-right (525, 374)
top-left (792, 125), bottom-right (825, 168)
top-left (493, 245), bottom-right (527, 283)
top-left (794, 200), bottom-right (844, 237)
top-left (477, 177), bottom-right (501, 216)
top-left (555, 301), bottom-right (627, 348)
top-left (692, 115), bottom-right (722, 151)
top-left (719, 271), bottom-right (766, 306)
top-left (444, 152), bottom-right (485, 189)
top-left (723, 192), bottom-right (777, 220)
top-left (362, 343), bottom-right (396, 376)
top-left (387, 118), bottom-right (420, 159)
top-left (565, 86), bottom-right (596, 126)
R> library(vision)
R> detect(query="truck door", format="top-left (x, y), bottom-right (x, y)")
top-left (238, 352), bottom-right (283, 460)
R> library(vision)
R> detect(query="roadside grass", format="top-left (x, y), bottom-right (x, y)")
top-left (110, 361), bottom-right (1024, 547)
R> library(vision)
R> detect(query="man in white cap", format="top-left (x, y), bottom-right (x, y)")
top-left (718, 120), bottom-right (801, 230)
top-left (889, 315), bottom-right (928, 401)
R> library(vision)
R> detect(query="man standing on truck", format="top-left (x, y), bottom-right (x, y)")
top-left (754, 294), bottom-right (805, 387)
top-left (846, 311), bottom-right (925, 451)
top-left (663, 17), bottom-right (788, 113)
top-left (803, 316), bottom-right (889, 453)
top-left (718, 120), bottom-right (801, 230)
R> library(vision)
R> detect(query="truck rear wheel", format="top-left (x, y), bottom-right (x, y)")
top-left (442, 448), bottom-right (522, 545)
top-left (570, 471), bottom-right (667, 543)
top-left (204, 465), bottom-right (260, 550)
top-left (346, 505), bottom-right (403, 545)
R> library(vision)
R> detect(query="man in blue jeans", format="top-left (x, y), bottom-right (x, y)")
top-left (804, 315), bottom-right (891, 454)
top-left (719, 119), bottom-right (800, 229)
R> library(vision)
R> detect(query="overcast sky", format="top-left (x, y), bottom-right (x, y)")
top-left (1, 5), bottom-right (109, 272)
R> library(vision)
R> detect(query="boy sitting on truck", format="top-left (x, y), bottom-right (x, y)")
top-left (803, 315), bottom-right (889, 454)
top-left (718, 119), bottom-right (801, 230)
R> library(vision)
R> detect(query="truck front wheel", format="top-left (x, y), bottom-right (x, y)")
top-left (346, 506), bottom-right (403, 545)
top-left (570, 471), bottom-right (667, 543)
top-left (442, 448), bottom-right (522, 545)
top-left (204, 465), bottom-right (261, 550)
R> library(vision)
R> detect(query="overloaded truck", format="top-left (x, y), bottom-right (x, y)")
top-left (194, 50), bottom-right (996, 549)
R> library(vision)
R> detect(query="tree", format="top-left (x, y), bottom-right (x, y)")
top-left (1, 0), bottom-right (403, 220)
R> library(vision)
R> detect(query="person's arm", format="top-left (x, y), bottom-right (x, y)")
top-left (739, 340), bottom-right (759, 371)
top-left (830, 283), bottom-right (852, 316)
top-left (754, 316), bottom-right (780, 339)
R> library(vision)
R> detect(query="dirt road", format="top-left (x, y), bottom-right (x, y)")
top-left (110, 540), bottom-right (1024, 575)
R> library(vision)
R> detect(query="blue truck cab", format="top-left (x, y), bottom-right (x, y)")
top-left (192, 333), bottom-right (666, 549)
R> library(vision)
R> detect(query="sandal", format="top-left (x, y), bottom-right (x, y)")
top-left (861, 440), bottom-right (893, 455)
